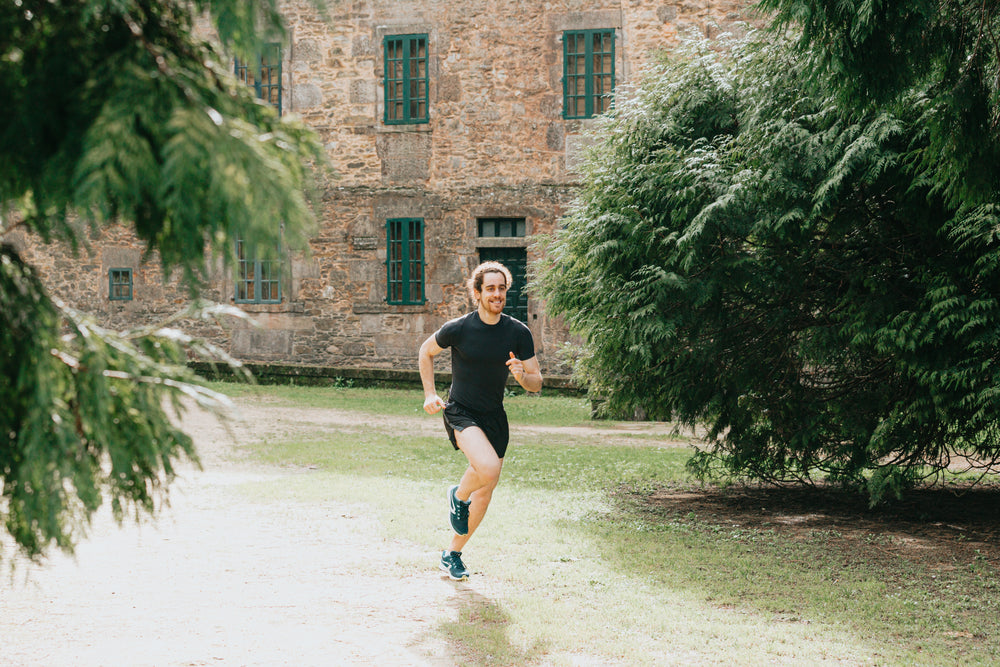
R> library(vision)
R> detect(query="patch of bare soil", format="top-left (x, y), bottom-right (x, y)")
top-left (517, 421), bottom-right (700, 448)
top-left (6, 392), bottom-right (998, 665)
top-left (4, 398), bottom-right (655, 667)
top-left (0, 401), bottom-right (470, 667)
top-left (643, 484), bottom-right (1000, 571)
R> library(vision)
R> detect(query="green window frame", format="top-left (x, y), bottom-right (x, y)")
top-left (235, 236), bottom-right (282, 304)
top-left (108, 268), bottom-right (133, 301)
top-left (478, 217), bottom-right (526, 238)
top-left (563, 29), bottom-right (615, 119)
top-left (384, 34), bottom-right (429, 125)
top-left (235, 43), bottom-right (283, 114)
top-left (386, 218), bottom-right (425, 305)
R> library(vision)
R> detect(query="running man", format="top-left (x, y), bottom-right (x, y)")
top-left (418, 261), bottom-right (542, 581)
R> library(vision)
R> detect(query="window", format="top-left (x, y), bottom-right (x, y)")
top-left (386, 218), bottom-right (424, 304)
top-left (384, 34), bottom-right (429, 124)
top-left (235, 236), bottom-right (282, 304)
top-left (563, 29), bottom-right (615, 119)
top-left (478, 217), bottom-right (526, 238)
top-left (108, 268), bottom-right (133, 301)
top-left (236, 43), bottom-right (282, 114)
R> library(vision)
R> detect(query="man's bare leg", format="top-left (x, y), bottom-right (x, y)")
top-left (449, 426), bottom-right (503, 553)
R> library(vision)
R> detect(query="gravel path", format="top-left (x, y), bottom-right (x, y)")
top-left (1, 403), bottom-right (474, 667)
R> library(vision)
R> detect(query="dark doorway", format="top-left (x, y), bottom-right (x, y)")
top-left (478, 247), bottom-right (528, 324)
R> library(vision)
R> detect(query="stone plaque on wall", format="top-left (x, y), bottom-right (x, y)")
top-left (376, 132), bottom-right (431, 183)
top-left (232, 329), bottom-right (294, 357)
top-left (353, 236), bottom-right (378, 250)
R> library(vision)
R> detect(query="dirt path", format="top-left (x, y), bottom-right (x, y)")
top-left (0, 402), bottom-right (481, 667)
top-left (2, 398), bottom-right (684, 666)
top-left (8, 397), bottom-right (990, 665)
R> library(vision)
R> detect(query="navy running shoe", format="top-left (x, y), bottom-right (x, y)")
top-left (448, 484), bottom-right (471, 535)
top-left (440, 550), bottom-right (470, 581)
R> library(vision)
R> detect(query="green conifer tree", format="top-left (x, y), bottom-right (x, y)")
top-left (537, 32), bottom-right (1000, 502)
top-left (0, 0), bottom-right (323, 559)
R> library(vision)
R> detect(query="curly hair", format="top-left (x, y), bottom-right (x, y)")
top-left (467, 261), bottom-right (512, 302)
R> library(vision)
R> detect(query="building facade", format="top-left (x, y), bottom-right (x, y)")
top-left (14, 0), bottom-right (752, 378)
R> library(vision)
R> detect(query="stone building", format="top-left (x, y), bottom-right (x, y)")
top-left (14, 0), bottom-right (753, 380)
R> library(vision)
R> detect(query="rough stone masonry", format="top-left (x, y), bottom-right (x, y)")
top-left (13, 0), bottom-right (755, 378)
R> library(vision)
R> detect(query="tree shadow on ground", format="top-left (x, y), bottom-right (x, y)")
top-left (644, 484), bottom-right (1000, 569)
top-left (433, 583), bottom-right (547, 666)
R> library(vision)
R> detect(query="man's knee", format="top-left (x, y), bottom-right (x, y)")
top-left (480, 460), bottom-right (502, 486)
top-left (466, 456), bottom-right (501, 485)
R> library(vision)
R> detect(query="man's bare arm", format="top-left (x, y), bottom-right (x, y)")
top-left (419, 335), bottom-right (447, 414)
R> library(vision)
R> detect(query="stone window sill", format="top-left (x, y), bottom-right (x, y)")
top-left (353, 302), bottom-right (426, 314)
top-left (231, 300), bottom-right (306, 314)
top-left (377, 123), bottom-right (433, 134)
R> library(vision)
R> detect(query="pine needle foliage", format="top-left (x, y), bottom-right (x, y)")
top-left (760, 0), bottom-right (1000, 207)
top-left (0, 0), bottom-right (324, 559)
top-left (536, 32), bottom-right (1000, 502)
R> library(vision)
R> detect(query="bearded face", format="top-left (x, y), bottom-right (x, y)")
top-left (476, 271), bottom-right (508, 316)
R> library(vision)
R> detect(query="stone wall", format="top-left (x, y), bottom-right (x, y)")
top-left (15, 0), bottom-right (757, 379)
top-left (285, 0), bottom-right (752, 190)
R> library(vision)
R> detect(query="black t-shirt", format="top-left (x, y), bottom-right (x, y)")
top-left (435, 311), bottom-right (535, 413)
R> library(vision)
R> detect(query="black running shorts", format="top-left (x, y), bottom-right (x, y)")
top-left (442, 401), bottom-right (510, 459)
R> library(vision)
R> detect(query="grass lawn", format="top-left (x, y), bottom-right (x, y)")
top-left (214, 382), bottom-right (1000, 665)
